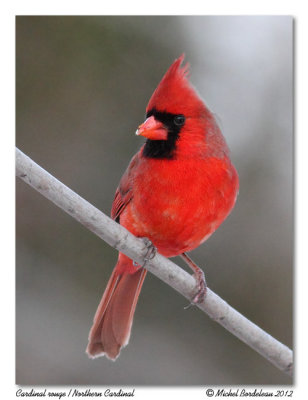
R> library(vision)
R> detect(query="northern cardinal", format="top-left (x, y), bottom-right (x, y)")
top-left (87, 55), bottom-right (239, 360)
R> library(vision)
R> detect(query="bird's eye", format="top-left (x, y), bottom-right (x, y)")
top-left (174, 115), bottom-right (185, 126)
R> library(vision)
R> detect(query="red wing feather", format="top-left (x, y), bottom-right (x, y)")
top-left (111, 153), bottom-right (140, 221)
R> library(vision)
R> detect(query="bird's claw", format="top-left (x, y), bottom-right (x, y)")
top-left (183, 302), bottom-right (194, 310)
top-left (142, 237), bottom-right (157, 265)
top-left (184, 270), bottom-right (207, 309)
top-left (140, 237), bottom-right (157, 267)
top-left (192, 273), bottom-right (207, 303)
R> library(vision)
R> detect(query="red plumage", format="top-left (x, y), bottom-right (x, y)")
top-left (87, 55), bottom-right (239, 360)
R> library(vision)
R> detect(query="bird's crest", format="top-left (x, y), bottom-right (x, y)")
top-left (146, 54), bottom-right (206, 117)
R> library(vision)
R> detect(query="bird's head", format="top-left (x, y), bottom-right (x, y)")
top-left (136, 55), bottom-right (225, 160)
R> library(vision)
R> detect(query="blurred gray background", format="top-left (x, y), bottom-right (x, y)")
top-left (16, 16), bottom-right (293, 385)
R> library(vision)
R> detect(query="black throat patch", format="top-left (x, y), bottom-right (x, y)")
top-left (142, 108), bottom-right (185, 159)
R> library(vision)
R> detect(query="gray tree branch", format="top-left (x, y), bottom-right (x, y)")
top-left (15, 147), bottom-right (293, 376)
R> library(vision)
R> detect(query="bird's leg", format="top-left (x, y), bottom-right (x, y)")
top-left (181, 252), bottom-right (207, 306)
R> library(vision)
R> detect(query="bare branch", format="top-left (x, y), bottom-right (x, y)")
top-left (15, 147), bottom-right (293, 376)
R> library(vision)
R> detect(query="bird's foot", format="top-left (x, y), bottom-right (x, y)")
top-left (191, 268), bottom-right (207, 304)
top-left (181, 253), bottom-right (207, 308)
top-left (138, 237), bottom-right (157, 268)
top-left (184, 272), bottom-right (207, 309)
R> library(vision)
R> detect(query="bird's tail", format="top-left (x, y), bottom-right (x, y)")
top-left (86, 253), bottom-right (147, 360)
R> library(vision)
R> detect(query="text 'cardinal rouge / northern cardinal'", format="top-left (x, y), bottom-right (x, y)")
top-left (86, 55), bottom-right (239, 360)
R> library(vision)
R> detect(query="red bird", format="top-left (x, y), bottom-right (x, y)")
top-left (87, 55), bottom-right (239, 360)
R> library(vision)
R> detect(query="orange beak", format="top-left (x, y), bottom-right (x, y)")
top-left (135, 116), bottom-right (168, 140)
